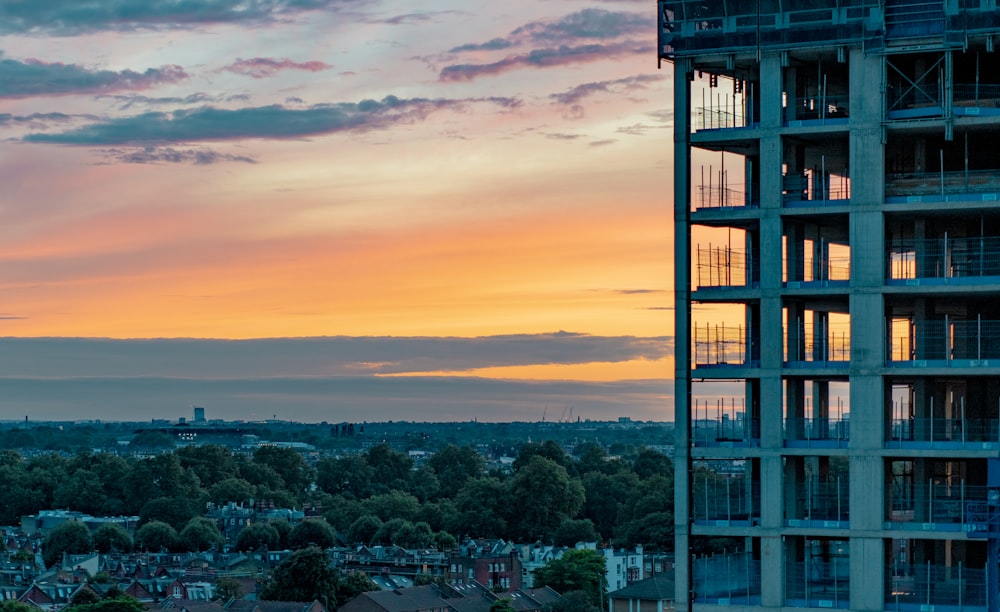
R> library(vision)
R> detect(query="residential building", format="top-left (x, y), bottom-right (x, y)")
top-left (608, 573), bottom-right (675, 612)
top-left (661, 1), bottom-right (1000, 610)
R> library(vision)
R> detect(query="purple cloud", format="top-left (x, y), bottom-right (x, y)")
top-left (0, 55), bottom-right (187, 99)
top-left (223, 57), bottom-right (333, 79)
top-left (440, 41), bottom-right (653, 82)
top-left (550, 74), bottom-right (663, 106)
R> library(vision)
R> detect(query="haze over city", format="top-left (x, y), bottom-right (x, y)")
top-left (0, 0), bottom-right (675, 422)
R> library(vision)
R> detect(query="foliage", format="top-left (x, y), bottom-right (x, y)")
top-left (427, 444), bottom-right (485, 498)
top-left (489, 599), bottom-right (515, 612)
top-left (552, 519), bottom-right (598, 547)
top-left (259, 546), bottom-right (338, 606)
top-left (214, 577), bottom-right (243, 601)
top-left (42, 520), bottom-right (93, 569)
top-left (336, 571), bottom-right (378, 603)
top-left (129, 431), bottom-right (175, 449)
top-left (346, 515), bottom-right (382, 545)
top-left (178, 517), bottom-right (225, 552)
top-left (93, 523), bottom-right (132, 553)
top-left (134, 521), bottom-right (178, 552)
top-left (65, 596), bottom-right (145, 612)
top-left (508, 456), bottom-right (584, 541)
top-left (288, 518), bottom-right (337, 549)
top-left (253, 446), bottom-right (313, 493)
top-left (543, 590), bottom-right (601, 612)
top-left (533, 549), bottom-right (608, 610)
top-left (235, 522), bottom-right (280, 552)
top-left (0, 602), bottom-right (36, 612)
top-left (70, 590), bottom-right (101, 607)
top-left (209, 478), bottom-right (255, 505)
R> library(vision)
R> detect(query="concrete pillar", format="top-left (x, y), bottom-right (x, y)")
top-left (671, 58), bottom-right (692, 612)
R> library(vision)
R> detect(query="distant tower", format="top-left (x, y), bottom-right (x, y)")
top-left (193, 406), bottom-right (206, 422)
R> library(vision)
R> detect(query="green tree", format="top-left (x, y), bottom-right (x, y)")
top-left (543, 590), bottom-right (601, 612)
top-left (508, 456), bottom-right (584, 540)
top-left (316, 455), bottom-right (374, 499)
top-left (513, 441), bottom-right (570, 472)
top-left (253, 447), bottom-right (313, 493)
top-left (66, 596), bottom-right (145, 612)
top-left (289, 519), bottom-right (337, 549)
top-left (178, 517), bottom-right (224, 552)
top-left (176, 445), bottom-right (238, 487)
top-left (336, 571), bottom-right (378, 604)
top-left (361, 490), bottom-right (420, 523)
top-left (365, 444), bottom-right (413, 493)
top-left (42, 520), bottom-right (93, 569)
top-left (580, 471), bottom-right (638, 542)
top-left (427, 445), bottom-right (485, 498)
top-left (214, 577), bottom-right (243, 601)
top-left (69, 590), bottom-right (101, 607)
top-left (259, 546), bottom-right (338, 606)
top-left (208, 478), bottom-right (255, 505)
top-left (134, 521), bottom-right (178, 552)
top-left (552, 519), bottom-right (599, 547)
top-left (139, 496), bottom-right (201, 530)
top-left (235, 523), bottom-right (280, 552)
top-left (490, 599), bottom-right (515, 612)
top-left (451, 477), bottom-right (508, 539)
top-left (0, 600), bottom-right (34, 612)
top-left (346, 515), bottom-right (382, 545)
top-left (129, 430), bottom-right (175, 449)
top-left (632, 448), bottom-right (673, 481)
top-left (269, 520), bottom-right (292, 549)
top-left (93, 523), bottom-right (132, 553)
top-left (533, 549), bottom-right (607, 610)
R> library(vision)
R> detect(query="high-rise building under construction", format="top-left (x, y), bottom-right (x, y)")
top-left (662, 2), bottom-right (1000, 610)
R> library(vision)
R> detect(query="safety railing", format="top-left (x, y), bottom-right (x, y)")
top-left (785, 475), bottom-right (850, 524)
top-left (692, 471), bottom-right (759, 525)
top-left (694, 322), bottom-right (758, 368)
top-left (888, 418), bottom-right (1000, 445)
top-left (885, 169), bottom-right (1000, 198)
top-left (785, 95), bottom-right (849, 123)
top-left (887, 481), bottom-right (990, 529)
top-left (692, 550), bottom-right (761, 606)
top-left (694, 106), bottom-right (749, 131)
top-left (782, 172), bottom-right (851, 205)
top-left (886, 562), bottom-right (986, 611)
top-left (886, 235), bottom-right (1000, 280)
top-left (696, 245), bottom-right (757, 289)
top-left (694, 184), bottom-right (757, 210)
top-left (786, 558), bottom-right (850, 609)
top-left (785, 254), bottom-right (851, 285)
top-left (953, 83), bottom-right (1000, 108)
top-left (785, 320), bottom-right (851, 364)
top-left (784, 417), bottom-right (850, 445)
top-left (888, 317), bottom-right (1000, 363)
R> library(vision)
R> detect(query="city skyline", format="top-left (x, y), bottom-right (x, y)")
top-left (0, 0), bottom-right (674, 422)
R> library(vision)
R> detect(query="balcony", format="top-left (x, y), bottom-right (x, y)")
top-left (887, 417), bottom-right (1000, 451)
top-left (692, 550), bottom-right (761, 607)
top-left (886, 562), bottom-right (986, 612)
top-left (695, 245), bottom-right (758, 290)
top-left (694, 183), bottom-right (758, 210)
top-left (786, 553), bottom-right (850, 609)
top-left (692, 462), bottom-right (759, 527)
top-left (886, 481), bottom-right (992, 533)
top-left (887, 235), bottom-right (1000, 285)
top-left (785, 473), bottom-right (850, 529)
top-left (692, 396), bottom-right (759, 448)
top-left (693, 322), bottom-right (759, 369)
top-left (785, 319), bottom-right (851, 367)
top-left (783, 171), bottom-right (851, 207)
top-left (785, 417), bottom-right (850, 449)
top-left (784, 95), bottom-right (850, 127)
top-left (888, 317), bottom-right (1000, 366)
top-left (886, 170), bottom-right (1000, 204)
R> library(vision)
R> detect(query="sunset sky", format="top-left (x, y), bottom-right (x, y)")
top-left (0, 0), bottom-right (675, 423)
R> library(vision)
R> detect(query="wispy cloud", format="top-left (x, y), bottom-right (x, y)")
top-left (440, 41), bottom-right (652, 82)
top-left (24, 95), bottom-right (520, 145)
top-left (0, 0), bottom-right (366, 35)
top-left (550, 74), bottom-right (662, 106)
top-left (222, 57), bottom-right (332, 79)
top-left (98, 92), bottom-right (236, 110)
top-left (438, 9), bottom-right (650, 81)
top-left (0, 112), bottom-right (80, 129)
top-left (99, 146), bottom-right (257, 165)
top-left (0, 55), bottom-right (187, 98)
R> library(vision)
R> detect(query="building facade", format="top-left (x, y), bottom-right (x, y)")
top-left (662, 1), bottom-right (1000, 610)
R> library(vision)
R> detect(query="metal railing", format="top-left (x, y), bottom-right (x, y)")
top-left (888, 418), bottom-right (1000, 444)
top-left (885, 169), bottom-right (1000, 198)
top-left (782, 172), bottom-right (851, 204)
top-left (886, 562), bottom-right (986, 611)
top-left (696, 245), bottom-right (756, 288)
top-left (694, 184), bottom-right (757, 209)
top-left (887, 235), bottom-right (1000, 280)
top-left (785, 254), bottom-right (851, 284)
top-left (786, 558), bottom-right (850, 609)
top-left (694, 322), bottom-right (757, 367)
top-left (785, 95), bottom-right (849, 122)
top-left (694, 106), bottom-right (749, 131)
top-left (785, 417), bottom-right (850, 443)
top-left (692, 550), bottom-right (761, 605)
top-left (786, 476), bottom-right (850, 523)
top-left (887, 481), bottom-right (989, 527)
top-left (953, 82), bottom-right (1000, 108)
top-left (785, 320), bottom-right (851, 364)
top-left (888, 317), bottom-right (1000, 362)
top-left (692, 471), bottom-right (759, 525)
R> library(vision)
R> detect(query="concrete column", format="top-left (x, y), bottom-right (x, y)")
top-left (671, 58), bottom-right (692, 612)
top-left (760, 535), bottom-right (784, 607)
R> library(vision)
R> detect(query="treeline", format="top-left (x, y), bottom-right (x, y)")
top-left (0, 440), bottom-right (675, 551)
